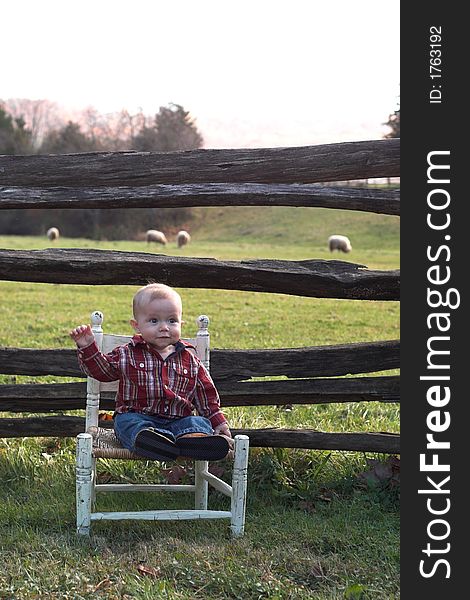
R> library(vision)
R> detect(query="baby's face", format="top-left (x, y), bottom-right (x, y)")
top-left (132, 296), bottom-right (182, 351)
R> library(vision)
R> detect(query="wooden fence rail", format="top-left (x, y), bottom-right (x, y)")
top-left (0, 249), bottom-right (400, 300)
top-left (0, 340), bottom-right (399, 379)
top-left (0, 184), bottom-right (400, 216)
top-left (0, 376), bottom-right (400, 412)
top-left (0, 416), bottom-right (399, 453)
top-left (0, 139), bottom-right (399, 186)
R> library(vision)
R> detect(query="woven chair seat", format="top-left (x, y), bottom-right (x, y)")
top-left (88, 426), bottom-right (147, 460)
top-left (88, 426), bottom-right (235, 461)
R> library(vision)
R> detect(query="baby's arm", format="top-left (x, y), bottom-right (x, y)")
top-left (70, 324), bottom-right (120, 382)
top-left (69, 324), bottom-right (95, 348)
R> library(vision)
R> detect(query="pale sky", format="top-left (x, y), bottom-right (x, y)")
top-left (2, 0), bottom-right (400, 148)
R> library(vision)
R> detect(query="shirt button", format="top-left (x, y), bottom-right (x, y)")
top-left (139, 362), bottom-right (144, 368)
top-left (183, 369), bottom-right (188, 374)
top-left (164, 384), bottom-right (168, 389)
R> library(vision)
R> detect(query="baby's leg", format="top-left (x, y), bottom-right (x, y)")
top-left (114, 412), bottom-right (179, 461)
top-left (169, 416), bottom-right (232, 460)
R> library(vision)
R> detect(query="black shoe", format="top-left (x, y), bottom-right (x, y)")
top-left (134, 428), bottom-right (180, 461)
top-left (176, 435), bottom-right (230, 460)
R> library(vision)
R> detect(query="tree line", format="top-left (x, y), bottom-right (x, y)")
top-left (1, 98), bottom-right (400, 240)
top-left (0, 101), bottom-right (202, 238)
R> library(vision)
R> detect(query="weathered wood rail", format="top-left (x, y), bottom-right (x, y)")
top-left (0, 417), bottom-right (399, 453)
top-left (0, 184), bottom-right (400, 215)
top-left (0, 138), bottom-right (400, 453)
top-left (0, 249), bottom-right (400, 300)
top-left (0, 340), bottom-right (400, 379)
top-left (0, 376), bottom-right (400, 412)
top-left (0, 139), bottom-right (399, 186)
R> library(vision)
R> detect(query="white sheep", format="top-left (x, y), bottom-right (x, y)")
top-left (146, 229), bottom-right (167, 245)
top-left (328, 234), bottom-right (352, 253)
top-left (176, 230), bottom-right (191, 248)
top-left (46, 227), bottom-right (60, 241)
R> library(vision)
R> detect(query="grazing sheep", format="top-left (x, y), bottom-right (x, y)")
top-left (146, 229), bottom-right (167, 245)
top-left (46, 227), bottom-right (60, 241)
top-left (176, 230), bottom-right (191, 248)
top-left (328, 234), bottom-right (352, 253)
top-left (277, 403), bottom-right (293, 412)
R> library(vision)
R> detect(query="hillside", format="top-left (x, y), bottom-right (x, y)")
top-left (186, 205), bottom-right (400, 268)
top-left (0, 203), bottom-right (400, 271)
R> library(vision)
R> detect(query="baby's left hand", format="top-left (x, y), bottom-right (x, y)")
top-left (214, 423), bottom-right (231, 438)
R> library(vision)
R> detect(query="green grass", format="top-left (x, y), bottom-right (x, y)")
top-left (191, 206), bottom-right (400, 267)
top-left (0, 438), bottom-right (399, 599)
top-left (0, 205), bottom-right (400, 599)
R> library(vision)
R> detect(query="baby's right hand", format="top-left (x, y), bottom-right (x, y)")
top-left (69, 324), bottom-right (95, 348)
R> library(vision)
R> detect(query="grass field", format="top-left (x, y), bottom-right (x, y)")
top-left (0, 206), bottom-right (400, 599)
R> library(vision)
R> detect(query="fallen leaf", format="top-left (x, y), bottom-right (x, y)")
top-left (94, 578), bottom-right (112, 591)
top-left (298, 500), bottom-right (316, 513)
top-left (137, 563), bottom-right (160, 578)
top-left (311, 563), bottom-right (325, 578)
top-left (373, 462), bottom-right (393, 480)
top-left (357, 455), bottom-right (400, 487)
top-left (208, 464), bottom-right (225, 478)
top-left (161, 464), bottom-right (187, 484)
top-left (99, 412), bottom-right (114, 421)
top-left (44, 439), bottom-right (61, 453)
top-left (389, 456), bottom-right (401, 478)
top-left (96, 471), bottom-right (113, 484)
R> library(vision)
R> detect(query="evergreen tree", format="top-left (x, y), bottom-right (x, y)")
top-left (133, 103), bottom-right (203, 152)
top-left (39, 121), bottom-right (97, 153)
top-left (384, 105), bottom-right (400, 138)
top-left (0, 105), bottom-right (33, 154)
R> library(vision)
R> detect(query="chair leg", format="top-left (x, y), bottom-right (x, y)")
top-left (230, 435), bottom-right (249, 537)
top-left (194, 460), bottom-right (209, 509)
top-left (91, 457), bottom-right (97, 504)
top-left (76, 433), bottom-right (93, 535)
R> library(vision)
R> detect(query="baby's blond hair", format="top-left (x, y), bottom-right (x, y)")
top-left (132, 283), bottom-right (182, 318)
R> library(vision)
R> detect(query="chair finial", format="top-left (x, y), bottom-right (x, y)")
top-left (90, 311), bottom-right (103, 328)
top-left (196, 315), bottom-right (209, 330)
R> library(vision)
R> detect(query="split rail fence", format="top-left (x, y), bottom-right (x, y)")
top-left (0, 138), bottom-right (400, 454)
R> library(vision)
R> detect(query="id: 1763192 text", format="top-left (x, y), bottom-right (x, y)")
top-left (429, 26), bottom-right (442, 104)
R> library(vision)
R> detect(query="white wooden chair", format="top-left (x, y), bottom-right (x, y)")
top-left (76, 311), bottom-right (249, 537)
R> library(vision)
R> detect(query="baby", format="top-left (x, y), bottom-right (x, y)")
top-left (70, 283), bottom-right (231, 461)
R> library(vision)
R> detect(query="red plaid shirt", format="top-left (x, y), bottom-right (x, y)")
top-left (77, 335), bottom-right (227, 429)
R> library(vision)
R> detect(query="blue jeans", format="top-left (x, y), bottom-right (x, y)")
top-left (114, 412), bottom-right (213, 453)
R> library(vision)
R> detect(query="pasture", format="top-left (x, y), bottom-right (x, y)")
top-left (0, 205), bottom-right (400, 599)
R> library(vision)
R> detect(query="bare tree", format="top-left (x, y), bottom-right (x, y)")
top-left (3, 98), bottom-right (64, 149)
top-left (77, 108), bottom-right (147, 150)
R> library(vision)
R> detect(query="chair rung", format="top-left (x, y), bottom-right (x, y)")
top-left (90, 509), bottom-right (232, 521)
top-left (201, 470), bottom-right (232, 496)
top-left (95, 483), bottom-right (196, 492)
